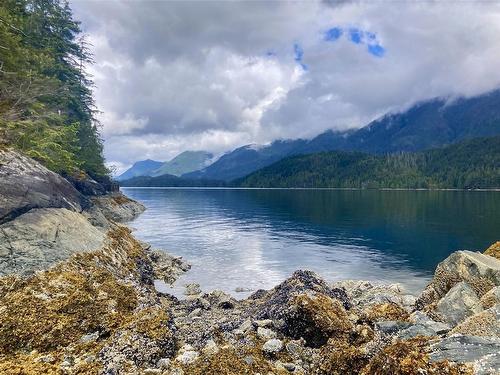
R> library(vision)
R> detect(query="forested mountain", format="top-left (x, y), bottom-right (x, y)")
top-left (151, 151), bottom-right (213, 177)
top-left (184, 141), bottom-right (305, 181)
top-left (237, 137), bottom-right (500, 189)
top-left (186, 90), bottom-right (500, 181)
top-left (0, 0), bottom-right (107, 177)
top-left (116, 159), bottom-right (163, 181)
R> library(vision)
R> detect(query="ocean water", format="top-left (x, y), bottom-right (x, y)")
top-left (122, 188), bottom-right (500, 298)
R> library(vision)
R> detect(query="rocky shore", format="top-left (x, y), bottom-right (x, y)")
top-left (0, 149), bottom-right (499, 374)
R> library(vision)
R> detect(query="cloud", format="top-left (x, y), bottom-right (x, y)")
top-left (70, 0), bottom-right (500, 171)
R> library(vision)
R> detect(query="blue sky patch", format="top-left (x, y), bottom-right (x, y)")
top-left (294, 43), bottom-right (308, 70)
top-left (348, 28), bottom-right (363, 44)
top-left (324, 27), bottom-right (343, 41)
top-left (324, 26), bottom-right (385, 58)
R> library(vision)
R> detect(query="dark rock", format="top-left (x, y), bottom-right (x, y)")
top-left (254, 270), bottom-right (351, 321)
top-left (64, 172), bottom-right (108, 196)
top-left (429, 335), bottom-right (500, 374)
top-left (374, 321), bottom-right (413, 336)
top-left (0, 149), bottom-right (88, 224)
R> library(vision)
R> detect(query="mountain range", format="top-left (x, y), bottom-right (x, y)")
top-left (237, 136), bottom-right (500, 189)
top-left (117, 151), bottom-right (213, 181)
top-left (119, 88), bottom-right (500, 184)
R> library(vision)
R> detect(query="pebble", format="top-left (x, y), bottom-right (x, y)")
top-left (202, 339), bottom-right (219, 355)
top-left (79, 331), bottom-right (99, 343)
top-left (184, 283), bottom-right (202, 296)
top-left (175, 350), bottom-right (199, 365)
top-left (157, 358), bottom-right (171, 369)
top-left (254, 319), bottom-right (273, 328)
top-left (262, 339), bottom-right (283, 354)
top-left (188, 308), bottom-right (202, 318)
top-left (257, 327), bottom-right (277, 340)
top-left (36, 354), bottom-right (56, 364)
top-left (235, 287), bottom-right (253, 293)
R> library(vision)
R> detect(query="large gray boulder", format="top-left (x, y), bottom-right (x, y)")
top-left (0, 149), bottom-right (88, 224)
top-left (417, 250), bottom-right (500, 309)
top-left (0, 208), bottom-right (106, 276)
top-left (435, 281), bottom-right (483, 326)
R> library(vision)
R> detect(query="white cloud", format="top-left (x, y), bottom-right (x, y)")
top-left (71, 0), bottom-right (500, 170)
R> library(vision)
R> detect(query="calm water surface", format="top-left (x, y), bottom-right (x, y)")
top-left (122, 188), bottom-right (500, 297)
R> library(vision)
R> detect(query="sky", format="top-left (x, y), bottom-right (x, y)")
top-left (71, 0), bottom-right (500, 174)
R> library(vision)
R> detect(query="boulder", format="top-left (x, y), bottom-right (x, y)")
top-left (435, 281), bottom-right (483, 326)
top-left (428, 335), bottom-right (500, 375)
top-left (0, 208), bottom-right (106, 276)
top-left (480, 286), bottom-right (500, 309)
top-left (451, 304), bottom-right (500, 337)
top-left (0, 149), bottom-right (88, 224)
top-left (416, 250), bottom-right (500, 309)
top-left (409, 311), bottom-right (450, 334)
top-left (90, 193), bottom-right (145, 222)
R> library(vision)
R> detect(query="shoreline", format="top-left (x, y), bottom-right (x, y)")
top-left (1, 149), bottom-right (499, 374)
top-left (121, 186), bottom-right (500, 192)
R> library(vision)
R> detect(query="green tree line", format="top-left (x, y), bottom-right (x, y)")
top-left (0, 0), bottom-right (107, 177)
top-left (237, 137), bottom-right (500, 189)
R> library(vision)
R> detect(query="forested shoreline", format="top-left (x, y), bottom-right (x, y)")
top-left (0, 0), bottom-right (107, 177)
top-left (237, 137), bottom-right (500, 189)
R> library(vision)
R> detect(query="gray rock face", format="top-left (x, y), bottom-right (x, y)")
top-left (90, 193), bottom-right (145, 222)
top-left (429, 335), bottom-right (500, 375)
top-left (0, 208), bottom-right (106, 276)
top-left (0, 149), bottom-right (87, 224)
top-left (417, 250), bottom-right (500, 309)
top-left (410, 311), bottom-right (450, 333)
top-left (436, 281), bottom-right (483, 326)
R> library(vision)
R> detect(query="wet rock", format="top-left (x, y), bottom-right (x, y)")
top-left (374, 321), bottom-right (412, 336)
top-left (262, 339), bottom-right (283, 354)
top-left (409, 311), bottom-right (450, 334)
top-left (396, 324), bottom-right (437, 340)
top-left (417, 250), bottom-right (500, 309)
top-left (436, 281), bottom-right (483, 326)
top-left (429, 335), bottom-right (500, 374)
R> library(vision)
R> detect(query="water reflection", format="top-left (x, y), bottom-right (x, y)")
top-left (123, 188), bottom-right (499, 297)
